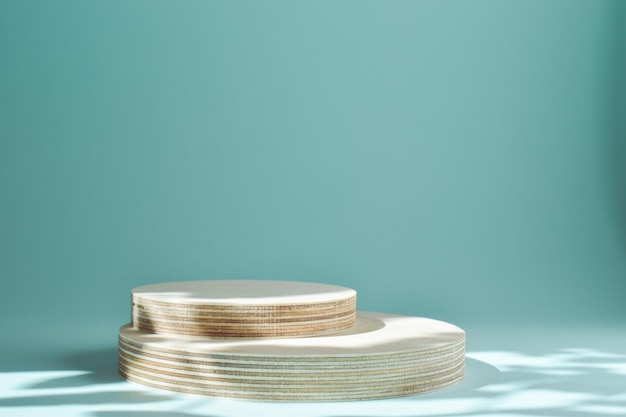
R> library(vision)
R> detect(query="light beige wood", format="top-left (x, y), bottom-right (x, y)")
top-left (118, 311), bottom-right (465, 401)
top-left (131, 280), bottom-right (357, 338)
top-left (132, 280), bottom-right (357, 305)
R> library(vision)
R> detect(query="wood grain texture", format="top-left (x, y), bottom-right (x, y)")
top-left (131, 280), bottom-right (357, 338)
top-left (118, 311), bottom-right (465, 401)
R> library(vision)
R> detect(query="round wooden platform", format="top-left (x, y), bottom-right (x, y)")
top-left (118, 311), bottom-right (465, 402)
top-left (131, 280), bottom-right (357, 338)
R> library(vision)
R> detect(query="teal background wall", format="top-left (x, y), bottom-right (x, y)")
top-left (1, 0), bottom-right (625, 330)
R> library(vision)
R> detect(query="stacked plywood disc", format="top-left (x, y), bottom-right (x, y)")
top-left (119, 280), bottom-right (465, 401)
top-left (131, 281), bottom-right (356, 338)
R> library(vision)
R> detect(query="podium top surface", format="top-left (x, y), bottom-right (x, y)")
top-left (131, 280), bottom-right (356, 306)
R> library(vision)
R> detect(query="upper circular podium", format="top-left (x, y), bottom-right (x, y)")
top-left (131, 280), bottom-right (357, 338)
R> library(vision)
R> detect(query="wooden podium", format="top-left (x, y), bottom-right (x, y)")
top-left (119, 280), bottom-right (465, 401)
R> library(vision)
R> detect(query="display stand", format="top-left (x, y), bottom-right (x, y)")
top-left (119, 280), bottom-right (465, 401)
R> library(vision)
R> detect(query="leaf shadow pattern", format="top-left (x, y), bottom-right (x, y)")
top-left (429, 348), bottom-right (626, 417)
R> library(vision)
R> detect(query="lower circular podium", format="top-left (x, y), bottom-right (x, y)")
top-left (118, 312), bottom-right (465, 402)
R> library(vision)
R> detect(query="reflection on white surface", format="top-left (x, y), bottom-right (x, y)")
top-left (1, 345), bottom-right (626, 417)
